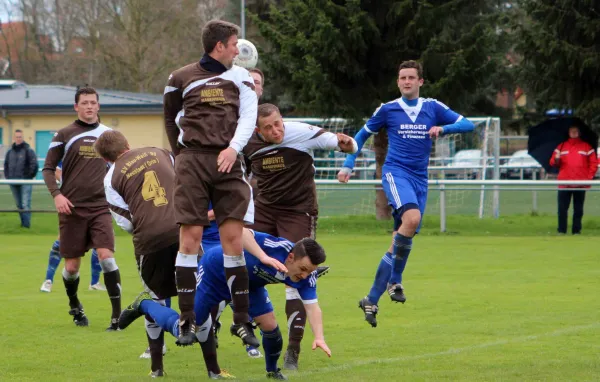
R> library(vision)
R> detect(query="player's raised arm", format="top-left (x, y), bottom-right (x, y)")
top-left (338, 104), bottom-right (388, 183)
top-left (163, 73), bottom-right (183, 156)
top-left (241, 228), bottom-right (288, 272)
top-left (429, 100), bottom-right (474, 138)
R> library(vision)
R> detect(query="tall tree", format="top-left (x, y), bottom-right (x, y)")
top-left (252, 0), bottom-right (511, 119)
top-left (515, 0), bottom-right (600, 123)
top-left (252, 0), bottom-right (511, 218)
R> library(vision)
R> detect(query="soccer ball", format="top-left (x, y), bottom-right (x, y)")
top-left (234, 39), bottom-right (258, 69)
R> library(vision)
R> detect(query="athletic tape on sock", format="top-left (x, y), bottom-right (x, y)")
top-left (100, 257), bottom-right (119, 273)
top-left (176, 252), bottom-right (198, 268)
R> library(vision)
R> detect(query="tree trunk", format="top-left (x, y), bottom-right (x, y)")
top-left (374, 129), bottom-right (391, 220)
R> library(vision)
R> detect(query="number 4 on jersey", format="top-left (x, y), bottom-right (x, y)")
top-left (142, 170), bottom-right (168, 207)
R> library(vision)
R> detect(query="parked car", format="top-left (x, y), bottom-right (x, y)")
top-left (502, 150), bottom-right (541, 179)
top-left (445, 149), bottom-right (494, 179)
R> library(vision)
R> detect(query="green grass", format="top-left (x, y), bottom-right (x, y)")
top-left (1, 216), bottom-right (599, 380)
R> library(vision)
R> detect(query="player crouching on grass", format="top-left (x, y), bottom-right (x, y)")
top-left (118, 229), bottom-right (331, 380)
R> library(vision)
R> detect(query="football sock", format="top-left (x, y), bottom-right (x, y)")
top-left (175, 252), bottom-right (198, 324)
top-left (90, 249), bottom-right (101, 286)
top-left (45, 240), bottom-right (61, 281)
top-left (145, 316), bottom-right (165, 372)
top-left (140, 300), bottom-right (181, 338)
top-left (262, 326), bottom-right (283, 373)
top-left (62, 268), bottom-right (80, 309)
top-left (100, 258), bottom-right (122, 320)
top-left (285, 296), bottom-right (306, 354)
top-left (389, 233), bottom-right (412, 285)
top-left (223, 254), bottom-right (250, 325)
top-left (199, 325), bottom-right (220, 375)
top-left (367, 252), bottom-right (393, 304)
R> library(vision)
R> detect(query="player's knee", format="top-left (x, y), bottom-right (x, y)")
top-left (180, 225), bottom-right (203, 253)
top-left (64, 258), bottom-right (80, 274)
top-left (95, 248), bottom-right (113, 261)
top-left (255, 312), bottom-right (278, 332)
top-left (218, 220), bottom-right (243, 253)
top-left (398, 208), bottom-right (421, 231)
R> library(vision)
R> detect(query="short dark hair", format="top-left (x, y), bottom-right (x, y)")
top-left (257, 103), bottom-right (280, 120)
top-left (291, 238), bottom-right (326, 266)
top-left (75, 86), bottom-right (99, 104)
top-left (94, 130), bottom-right (129, 162)
top-left (248, 68), bottom-right (264, 83)
top-left (202, 20), bottom-right (240, 54)
top-left (14, 129), bottom-right (23, 134)
top-left (398, 60), bottom-right (423, 79)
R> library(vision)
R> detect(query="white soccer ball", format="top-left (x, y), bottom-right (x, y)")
top-left (234, 39), bottom-right (258, 69)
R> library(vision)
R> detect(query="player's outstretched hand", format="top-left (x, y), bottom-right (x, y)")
top-left (429, 126), bottom-right (444, 138)
top-left (259, 256), bottom-right (288, 273)
top-left (336, 133), bottom-right (356, 153)
top-left (217, 147), bottom-right (238, 173)
top-left (337, 167), bottom-right (352, 183)
top-left (312, 339), bottom-right (332, 357)
top-left (54, 194), bottom-right (74, 215)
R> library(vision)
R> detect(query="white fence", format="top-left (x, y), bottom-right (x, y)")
top-left (4, 179), bottom-right (600, 233)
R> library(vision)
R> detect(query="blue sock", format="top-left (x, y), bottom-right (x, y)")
top-left (389, 233), bottom-right (412, 285)
top-left (140, 300), bottom-right (181, 338)
top-left (90, 249), bottom-right (101, 285)
top-left (45, 240), bottom-right (61, 281)
top-left (165, 298), bottom-right (172, 308)
top-left (367, 252), bottom-right (393, 304)
top-left (261, 326), bottom-right (283, 372)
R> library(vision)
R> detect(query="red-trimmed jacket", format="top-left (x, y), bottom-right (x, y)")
top-left (550, 138), bottom-right (598, 188)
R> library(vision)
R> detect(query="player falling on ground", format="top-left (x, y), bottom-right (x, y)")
top-left (164, 19), bottom-right (258, 346)
top-left (40, 165), bottom-right (104, 293)
top-left (119, 229), bottom-right (331, 380)
top-left (42, 86), bottom-right (121, 329)
top-left (240, 103), bottom-right (355, 369)
top-left (338, 60), bottom-right (474, 327)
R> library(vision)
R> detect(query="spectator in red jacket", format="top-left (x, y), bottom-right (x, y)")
top-left (550, 126), bottom-right (598, 234)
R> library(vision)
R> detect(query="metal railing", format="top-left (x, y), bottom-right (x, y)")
top-left (314, 179), bottom-right (600, 232)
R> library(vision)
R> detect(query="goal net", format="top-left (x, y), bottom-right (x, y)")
top-left (284, 116), bottom-right (501, 218)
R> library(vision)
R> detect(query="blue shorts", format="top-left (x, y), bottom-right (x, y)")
top-left (201, 238), bottom-right (221, 254)
top-left (194, 261), bottom-right (273, 325)
top-left (382, 169), bottom-right (428, 232)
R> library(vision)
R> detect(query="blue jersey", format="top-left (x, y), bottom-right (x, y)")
top-left (345, 97), bottom-right (473, 179)
top-left (202, 202), bottom-right (220, 242)
top-left (201, 231), bottom-right (318, 303)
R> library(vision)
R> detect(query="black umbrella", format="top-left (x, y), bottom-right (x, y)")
top-left (527, 117), bottom-right (598, 173)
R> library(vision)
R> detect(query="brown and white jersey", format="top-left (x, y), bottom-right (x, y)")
top-left (163, 63), bottom-right (257, 155)
top-left (104, 147), bottom-right (179, 258)
top-left (42, 120), bottom-right (112, 208)
top-left (243, 121), bottom-right (341, 214)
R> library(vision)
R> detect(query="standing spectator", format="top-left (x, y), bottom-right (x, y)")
top-left (4, 129), bottom-right (38, 228)
top-left (550, 125), bottom-right (598, 234)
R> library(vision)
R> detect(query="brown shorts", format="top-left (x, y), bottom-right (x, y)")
top-left (58, 206), bottom-right (115, 258)
top-left (249, 202), bottom-right (317, 243)
top-left (137, 242), bottom-right (178, 300)
top-left (174, 151), bottom-right (253, 226)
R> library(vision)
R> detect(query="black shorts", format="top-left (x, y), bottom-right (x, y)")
top-left (137, 242), bottom-right (178, 300)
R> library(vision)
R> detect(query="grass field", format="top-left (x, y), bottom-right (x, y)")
top-left (1, 215), bottom-right (599, 381)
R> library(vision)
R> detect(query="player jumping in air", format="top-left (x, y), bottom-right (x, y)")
top-left (338, 60), bottom-right (474, 327)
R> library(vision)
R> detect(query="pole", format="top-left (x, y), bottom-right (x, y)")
top-left (532, 169), bottom-right (538, 213)
top-left (440, 184), bottom-right (446, 232)
top-left (241, 0), bottom-right (246, 39)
